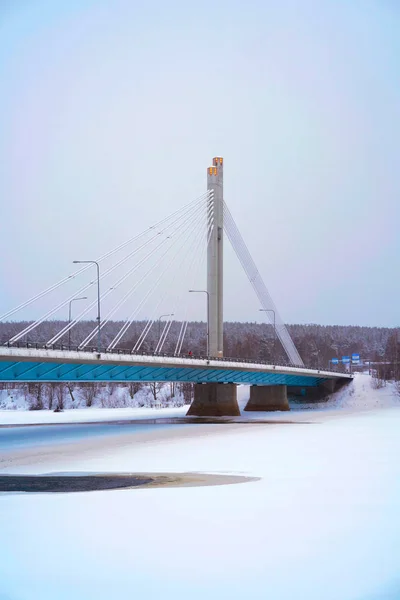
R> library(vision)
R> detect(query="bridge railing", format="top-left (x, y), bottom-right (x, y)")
top-left (0, 340), bottom-right (349, 374)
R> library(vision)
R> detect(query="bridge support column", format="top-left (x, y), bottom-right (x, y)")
top-left (244, 385), bottom-right (289, 412)
top-left (207, 158), bottom-right (224, 358)
top-left (187, 383), bottom-right (240, 417)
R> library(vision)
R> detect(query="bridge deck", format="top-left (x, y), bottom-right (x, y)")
top-left (0, 347), bottom-right (352, 386)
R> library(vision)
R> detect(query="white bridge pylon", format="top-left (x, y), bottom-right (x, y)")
top-left (207, 157), bottom-right (224, 358)
top-left (206, 156), bottom-right (303, 366)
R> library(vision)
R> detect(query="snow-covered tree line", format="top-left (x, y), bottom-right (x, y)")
top-left (0, 381), bottom-right (194, 411)
top-left (0, 319), bottom-right (395, 366)
top-left (370, 329), bottom-right (400, 389)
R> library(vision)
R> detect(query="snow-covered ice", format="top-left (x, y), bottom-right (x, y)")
top-left (0, 375), bottom-right (400, 600)
top-left (0, 403), bottom-right (188, 425)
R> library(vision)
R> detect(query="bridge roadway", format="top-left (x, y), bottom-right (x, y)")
top-left (0, 345), bottom-right (351, 387)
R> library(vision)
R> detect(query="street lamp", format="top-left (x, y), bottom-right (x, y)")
top-left (158, 313), bottom-right (174, 340)
top-left (189, 290), bottom-right (209, 357)
top-left (259, 308), bottom-right (276, 363)
top-left (68, 297), bottom-right (87, 348)
top-left (73, 260), bottom-right (101, 353)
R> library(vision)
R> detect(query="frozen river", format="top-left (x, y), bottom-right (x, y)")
top-left (1, 375), bottom-right (400, 600)
top-left (0, 421), bottom-right (175, 452)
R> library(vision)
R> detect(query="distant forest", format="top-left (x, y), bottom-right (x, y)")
top-left (1, 320), bottom-right (399, 369)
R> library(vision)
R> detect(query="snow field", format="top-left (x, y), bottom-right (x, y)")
top-left (0, 374), bottom-right (400, 599)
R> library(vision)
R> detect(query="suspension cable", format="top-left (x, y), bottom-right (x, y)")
top-left (137, 198), bottom-right (212, 354)
top-left (223, 201), bottom-right (304, 366)
top-left (155, 204), bottom-right (210, 354)
top-left (49, 199), bottom-right (209, 347)
top-left (107, 201), bottom-right (210, 350)
top-left (0, 192), bottom-right (210, 322)
top-left (8, 194), bottom-right (210, 344)
top-left (78, 199), bottom-right (210, 348)
top-left (174, 213), bottom-right (209, 355)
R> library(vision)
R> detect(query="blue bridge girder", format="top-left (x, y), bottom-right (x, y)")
top-left (0, 347), bottom-right (352, 387)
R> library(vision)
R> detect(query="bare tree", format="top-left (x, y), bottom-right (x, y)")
top-left (106, 382), bottom-right (117, 397)
top-left (54, 384), bottom-right (66, 412)
top-left (127, 381), bottom-right (143, 401)
top-left (28, 383), bottom-right (44, 411)
top-left (66, 383), bottom-right (76, 406)
top-left (371, 368), bottom-right (386, 390)
top-left (46, 383), bottom-right (57, 410)
top-left (79, 383), bottom-right (98, 407)
top-left (146, 382), bottom-right (164, 407)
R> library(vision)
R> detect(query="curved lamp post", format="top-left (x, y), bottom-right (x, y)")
top-left (73, 260), bottom-right (101, 353)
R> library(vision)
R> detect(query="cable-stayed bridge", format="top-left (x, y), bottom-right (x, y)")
top-left (0, 157), bottom-right (352, 415)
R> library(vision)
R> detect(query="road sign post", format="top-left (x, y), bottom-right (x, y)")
top-left (351, 354), bottom-right (360, 374)
top-left (342, 356), bottom-right (350, 372)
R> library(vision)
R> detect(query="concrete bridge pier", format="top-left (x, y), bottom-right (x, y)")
top-left (187, 383), bottom-right (240, 417)
top-left (244, 385), bottom-right (290, 412)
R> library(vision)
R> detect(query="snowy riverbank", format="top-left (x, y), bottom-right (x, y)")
top-left (1, 373), bottom-right (399, 426)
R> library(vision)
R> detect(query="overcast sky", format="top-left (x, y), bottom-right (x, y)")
top-left (1, 0), bottom-right (399, 327)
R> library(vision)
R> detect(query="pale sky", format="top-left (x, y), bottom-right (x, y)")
top-left (1, 0), bottom-right (399, 328)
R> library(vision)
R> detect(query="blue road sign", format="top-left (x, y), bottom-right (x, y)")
top-left (342, 356), bottom-right (350, 364)
top-left (331, 358), bottom-right (339, 365)
top-left (352, 353), bottom-right (360, 364)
